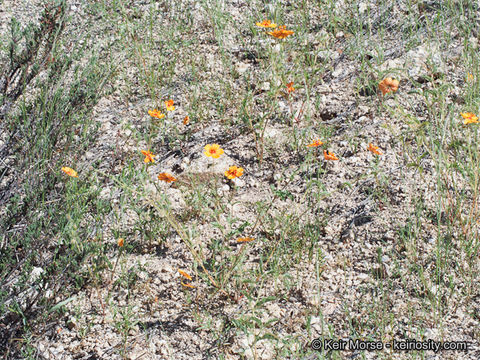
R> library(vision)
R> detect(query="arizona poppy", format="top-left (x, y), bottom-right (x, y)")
top-left (178, 269), bottom-right (192, 280)
top-left (165, 100), bottom-right (175, 111)
top-left (378, 77), bottom-right (399, 95)
top-left (148, 109), bottom-right (165, 119)
top-left (286, 82), bottom-right (295, 93)
top-left (61, 167), bottom-right (78, 178)
top-left (224, 166), bottom-right (244, 179)
top-left (267, 25), bottom-right (294, 39)
top-left (158, 173), bottom-right (177, 183)
top-left (204, 144), bottom-right (224, 159)
top-left (307, 139), bottom-right (323, 147)
top-left (237, 237), bottom-right (254, 243)
top-left (323, 150), bottom-right (339, 160)
top-left (367, 143), bottom-right (382, 155)
top-left (141, 150), bottom-right (155, 163)
top-left (461, 112), bottom-right (479, 125)
top-left (256, 20), bottom-right (277, 28)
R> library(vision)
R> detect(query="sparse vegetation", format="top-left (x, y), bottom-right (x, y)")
top-left (1, 0), bottom-right (479, 359)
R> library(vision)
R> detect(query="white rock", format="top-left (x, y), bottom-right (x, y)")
top-left (221, 184), bottom-right (230, 192)
top-left (232, 178), bottom-right (245, 187)
top-left (237, 62), bottom-right (250, 74)
top-left (31, 267), bottom-right (44, 281)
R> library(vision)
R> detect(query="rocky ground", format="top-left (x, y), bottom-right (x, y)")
top-left (1, 0), bottom-right (480, 359)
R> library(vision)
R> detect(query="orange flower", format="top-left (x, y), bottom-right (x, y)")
top-left (307, 139), bottom-right (323, 147)
top-left (467, 73), bottom-right (474, 82)
top-left (148, 109), bottom-right (165, 119)
top-left (323, 150), bottom-right (339, 160)
top-left (267, 25), bottom-right (294, 39)
top-left (141, 150), bottom-right (155, 163)
top-left (256, 19), bottom-right (277, 28)
top-left (181, 282), bottom-right (195, 288)
top-left (61, 167), bottom-right (78, 178)
top-left (367, 143), bottom-right (382, 155)
top-left (165, 100), bottom-right (175, 111)
top-left (378, 77), bottom-right (399, 95)
top-left (461, 112), bottom-right (479, 125)
top-left (158, 173), bottom-right (177, 183)
top-left (178, 269), bottom-right (192, 280)
top-left (117, 238), bottom-right (124, 247)
top-left (224, 166), bottom-right (244, 179)
top-left (237, 237), bottom-right (254, 243)
top-left (286, 82), bottom-right (295, 93)
top-left (204, 144), bottom-right (224, 159)
top-left (183, 116), bottom-right (190, 125)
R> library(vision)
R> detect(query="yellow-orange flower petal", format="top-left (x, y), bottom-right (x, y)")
top-left (378, 77), bottom-right (399, 95)
top-left (461, 112), bottom-right (479, 125)
top-left (158, 173), bottom-right (177, 183)
top-left (141, 150), bottom-right (155, 163)
top-left (367, 143), bottom-right (382, 155)
top-left (204, 144), bottom-right (224, 159)
top-left (267, 25), bottom-right (294, 39)
top-left (224, 165), bottom-right (244, 180)
top-left (237, 237), bottom-right (254, 243)
top-left (256, 19), bottom-right (277, 28)
top-left (178, 269), bottom-right (192, 280)
top-left (181, 282), bottom-right (195, 288)
top-left (307, 139), bottom-right (323, 148)
top-left (148, 109), bottom-right (165, 119)
top-left (61, 167), bottom-right (78, 178)
top-left (117, 238), bottom-right (124, 247)
top-left (286, 82), bottom-right (295, 93)
top-left (183, 116), bottom-right (190, 125)
top-left (323, 150), bottom-right (339, 161)
top-left (165, 100), bottom-right (175, 111)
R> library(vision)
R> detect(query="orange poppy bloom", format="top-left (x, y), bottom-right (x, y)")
top-left (61, 167), bottom-right (78, 178)
top-left (141, 150), bottom-right (155, 163)
top-left (204, 144), bottom-right (224, 159)
top-left (224, 165), bottom-right (244, 179)
top-left (165, 100), bottom-right (175, 111)
top-left (323, 150), bottom-right (339, 160)
top-left (183, 116), bottom-right (190, 125)
top-left (267, 25), bottom-right (294, 39)
top-left (307, 139), bottom-right (323, 147)
top-left (158, 173), bottom-right (177, 183)
top-left (461, 112), bottom-right (479, 125)
top-left (286, 82), bottom-right (295, 93)
top-left (237, 237), bottom-right (254, 243)
top-left (148, 109), bottom-right (165, 119)
top-left (367, 143), bottom-right (382, 155)
top-left (181, 282), bottom-right (195, 288)
top-left (117, 238), bottom-right (124, 247)
top-left (256, 19), bottom-right (277, 28)
top-left (178, 269), bottom-right (192, 280)
top-left (378, 77), bottom-right (399, 95)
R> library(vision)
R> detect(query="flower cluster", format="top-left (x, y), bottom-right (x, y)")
top-left (461, 112), bottom-right (479, 125)
top-left (256, 19), bottom-right (294, 39)
top-left (267, 25), bottom-right (294, 39)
